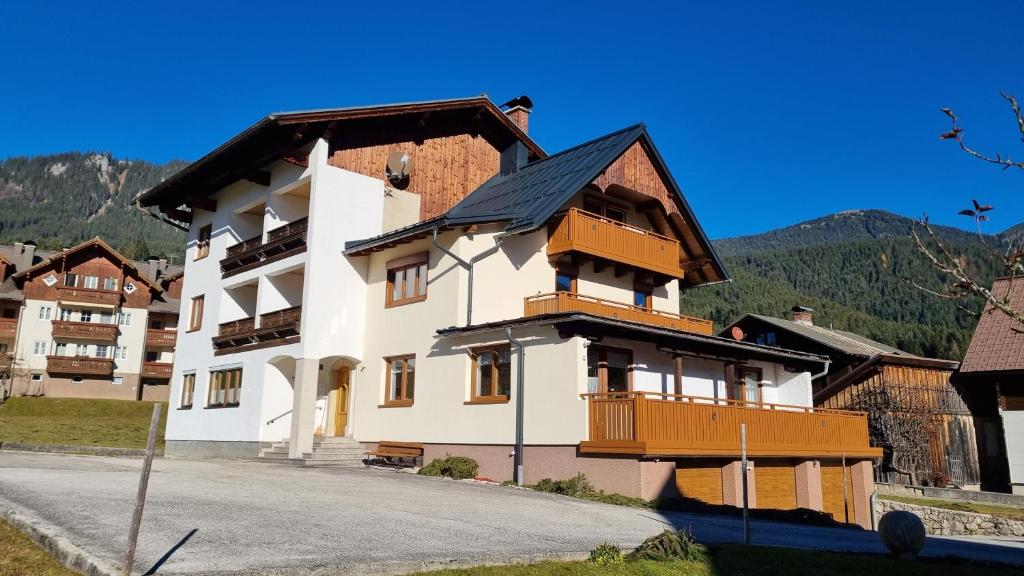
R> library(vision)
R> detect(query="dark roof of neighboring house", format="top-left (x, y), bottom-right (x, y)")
top-left (343, 124), bottom-right (728, 283)
top-left (960, 278), bottom-right (1024, 374)
top-left (137, 95), bottom-right (544, 214)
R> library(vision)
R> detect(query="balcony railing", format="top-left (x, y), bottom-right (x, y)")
top-left (46, 356), bottom-right (115, 376)
top-left (220, 217), bottom-right (309, 276)
top-left (212, 306), bottom-right (302, 354)
top-left (580, 392), bottom-right (882, 458)
top-left (217, 317), bottom-right (255, 339)
top-left (548, 208), bottom-right (683, 278)
top-left (257, 305), bottom-right (301, 332)
top-left (141, 361), bottom-right (173, 378)
top-left (146, 329), bottom-right (178, 347)
top-left (51, 320), bottom-right (118, 341)
top-left (524, 292), bottom-right (713, 336)
top-left (56, 287), bottom-right (121, 306)
top-left (0, 317), bottom-right (17, 336)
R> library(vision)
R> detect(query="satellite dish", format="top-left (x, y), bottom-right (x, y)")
top-left (730, 326), bottom-right (745, 341)
top-left (385, 152), bottom-right (413, 189)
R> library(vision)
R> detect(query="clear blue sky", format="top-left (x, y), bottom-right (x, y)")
top-left (1, 1), bottom-right (1021, 239)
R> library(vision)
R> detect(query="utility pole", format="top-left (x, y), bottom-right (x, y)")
top-left (122, 403), bottom-right (161, 576)
top-left (741, 423), bottom-right (750, 545)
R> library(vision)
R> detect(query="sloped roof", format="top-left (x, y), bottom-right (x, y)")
top-left (960, 278), bottom-right (1024, 373)
top-left (727, 314), bottom-right (916, 358)
top-left (12, 238), bottom-right (164, 292)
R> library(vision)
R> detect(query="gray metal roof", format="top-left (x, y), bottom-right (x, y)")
top-left (728, 314), bottom-right (914, 358)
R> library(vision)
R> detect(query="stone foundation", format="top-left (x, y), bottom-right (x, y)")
top-left (876, 499), bottom-right (1024, 537)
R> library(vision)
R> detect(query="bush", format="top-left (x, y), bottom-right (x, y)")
top-left (531, 473), bottom-right (594, 497)
top-left (588, 543), bottom-right (624, 565)
top-left (628, 528), bottom-right (704, 562)
top-left (417, 456), bottom-right (479, 480)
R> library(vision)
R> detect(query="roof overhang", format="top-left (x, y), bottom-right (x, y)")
top-left (813, 353), bottom-right (960, 404)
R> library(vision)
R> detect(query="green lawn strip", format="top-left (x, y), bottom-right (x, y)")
top-left (880, 494), bottom-right (1024, 521)
top-left (0, 397), bottom-right (167, 449)
top-left (0, 518), bottom-right (78, 576)
top-left (413, 545), bottom-right (1021, 576)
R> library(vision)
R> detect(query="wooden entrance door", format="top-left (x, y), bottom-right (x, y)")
top-left (333, 368), bottom-right (350, 436)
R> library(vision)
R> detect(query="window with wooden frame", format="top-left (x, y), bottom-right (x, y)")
top-left (207, 367), bottom-right (242, 407)
top-left (554, 264), bottom-right (578, 293)
top-left (633, 282), bottom-right (653, 310)
top-left (383, 355), bottom-right (415, 406)
top-left (188, 295), bottom-right (204, 332)
top-left (196, 224), bottom-right (212, 260)
top-left (586, 346), bottom-right (633, 394)
top-left (583, 196), bottom-right (628, 223)
top-left (469, 345), bottom-right (511, 403)
top-left (180, 373), bottom-right (196, 409)
top-left (385, 252), bottom-right (428, 307)
top-left (728, 365), bottom-right (763, 405)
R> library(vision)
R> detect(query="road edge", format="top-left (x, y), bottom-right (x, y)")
top-left (0, 498), bottom-right (120, 576)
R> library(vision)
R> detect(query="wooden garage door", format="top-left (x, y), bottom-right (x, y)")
top-left (821, 461), bottom-right (856, 523)
top-left (675, 459), bottom-right (723, 505)
top-left (754, 460), bottom-right (796, 510)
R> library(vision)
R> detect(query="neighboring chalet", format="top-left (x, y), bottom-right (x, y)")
top-left (138, 96), bottom-right (881, 527)
top-left (958, 277), bottom-right (1023, 494)
top-left (725, 307), bottom-right (981, 489)
top-left (0, 239), bottom-right (182, 401)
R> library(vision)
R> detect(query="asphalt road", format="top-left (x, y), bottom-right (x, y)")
top-left (0, 451), bottom-right (1021, 575)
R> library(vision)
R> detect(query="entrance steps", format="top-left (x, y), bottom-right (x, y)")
top-left (257, 436), bottom-right (366, 467)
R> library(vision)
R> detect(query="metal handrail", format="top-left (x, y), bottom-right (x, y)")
top-left (266, 409), bottom-right (292, 426)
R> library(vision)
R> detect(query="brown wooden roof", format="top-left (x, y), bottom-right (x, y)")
top-left (960, 277), bottom-right (1024, 374)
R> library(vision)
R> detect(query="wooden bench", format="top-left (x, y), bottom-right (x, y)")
top-left (364, 441), bottom-right (424, 467)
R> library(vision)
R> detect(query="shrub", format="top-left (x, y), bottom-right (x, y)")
top-left (588, 543), bottom-right (624, 565)
top-left (581, 491), bottom-right (651, 509)
top-left (531, 473), bottom-right (594, 497)
top-left (417, 456), bottom-right (479, 480)
top-left (628, 528), bottom-right (704, 562)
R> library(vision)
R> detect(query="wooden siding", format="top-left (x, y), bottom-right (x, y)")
top-left (0, 317), bottom-right (17, 336)
top-left (328, 133), bottom-right (501, 221)
top-left (674, 460), bottom-right (724, 504)
top-left (755, 461), bottom-right (797, 510)
top-left (547, 208), bottom-right (683, 277)
top-left (22, 246), bottom-right (155, 308)
top-left (524, 292), bottom-right (713, 336)
top-left (821, 461), bottom-right (856, 524)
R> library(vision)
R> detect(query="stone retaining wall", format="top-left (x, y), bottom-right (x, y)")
top-left (876, 499), bottom-right (1024, 537)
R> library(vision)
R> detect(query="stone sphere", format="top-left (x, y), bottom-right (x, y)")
top-left (878, 510), bottom-right (926, 559)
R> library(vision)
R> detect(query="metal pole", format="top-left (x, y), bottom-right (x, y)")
top-left (841, 452), bottom-right (849, 525)
top-left (507, 328), bottom-right (525, 485)
top-left (122, 403), bottom-right (161, 576)
top-left (741, 423), bottom-right (750, 545)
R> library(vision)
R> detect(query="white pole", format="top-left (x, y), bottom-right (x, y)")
top-left (122, 403), bottom-right (161, 576)
top-left (741, 423), bottom-right (750, 545)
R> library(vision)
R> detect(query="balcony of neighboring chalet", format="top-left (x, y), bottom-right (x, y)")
top-left (141, 361), bottom-right (174, 379)
top-left (524, 292), bottom-right (713, 336)
top-left (56, 286), bottom-right (121, 307)
top-left (548, 208), bottom-right (684, 279)
top-left (51, 320), bottom-right (118, 342)
top-left (145, 329), bottom-right (178, 347)
top-left (0, 317), bottom-right (18, 338)
top-left (46, 356), bottom-right (114, 376)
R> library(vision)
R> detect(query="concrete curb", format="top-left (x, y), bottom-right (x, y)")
top-left (0, 502), bottom-right (119, 576)
top-left (0, 441), bottom-right (163, 458)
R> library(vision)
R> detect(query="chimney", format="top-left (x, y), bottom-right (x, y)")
top-left (499, 141), bottom-right (529, 175)
top-left (145, 257), bottom-right (166, 283)
top-left (13, 241), bottom-right (36, 271)
top-left (792, 305), bottom-right (814, 326)
top-left (500, 95), bottom-right (533, 134)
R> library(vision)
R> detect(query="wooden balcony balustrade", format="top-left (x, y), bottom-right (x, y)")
top-left (548, 208), bottom-right (684, 278)
top-left (46, 356), bottom-right (115, 376)
top-left (257, 305), bottom-right (301, 333)
top-left (524, 292), bottom-right (714, 336)
top-left (141, 361), bottom-right (173, 378)
top-left (51, 320), bottom-right (118, 341)
top-left (580, 392), bottom-right (882, 458)
top-left (146, 329), bottom-right (178, 347)
top-left (212, 307), bottom-right (301, 354)
top-left (0, 317), bottom-right (17, 336)
top-left (56, 286), bottom-right (121, 306)
top-left (221, 217), bottom-right (309, 276)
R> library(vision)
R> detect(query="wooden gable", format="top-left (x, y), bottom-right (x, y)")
top-left (19, 241), bottom-right (160, 307)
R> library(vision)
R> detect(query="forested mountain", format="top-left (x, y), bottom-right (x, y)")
top-left (0, 153), bottom-right (185, 261)
top-left (682, 210), bottom-right (1018, 360)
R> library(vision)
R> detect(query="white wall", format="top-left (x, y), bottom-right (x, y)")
top-left (1004, 410), bottom-right (1024, 492)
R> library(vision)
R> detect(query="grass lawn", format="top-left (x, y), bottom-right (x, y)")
top-left (0, 396), bottom-right (166, 449)
top-left (414, 545), bottom-right (1021, 576)
top-left (880, 494), bottom-right (1024, 521)
top-left (0, 518), bottom-right (77, 576)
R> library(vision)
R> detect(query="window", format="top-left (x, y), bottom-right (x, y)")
top-left (729, 366), bottom-right (762, 405)
top-left (112, 376), bottom-right (123, 386)
top-left (64, 273), bottom-right (78, 287)
top-left (633, 284), bottom-right (652, 309)
top-left (207, 367), bottom-right (242, 407)
top-left (114, 346), bottom-right (128, 360)
top-left (583, 197), bottom-right (628, 223)
top-left (124, 282), bottom-right (137, 295)
top-left (145, 351), bottom-right (158, 362)
top-left (96, 345), bottom-right (109, 359)
top-left (587, 346), bottom-right (632, 394)
top-left (38, 306), bottom-right (52, 320)
top-left (99, 311), bottom-right (113, 325)
top-left (386, 253), bottom-right (428, 307)
top-left (181, 373), bottom-right (196, 408)
top-left (471, 346), bottom-right (511, 403)
top-left (83, 275), bottom-right (99, 289)
top-left (42, 274), bottom-right (57, 287)
top-left (119, 312), bottom-right (132, 327)
top-left (755, 332), bottom-right (778, 347)
top-left (75, 344), bottom-right (88, 357)
top-left (150, 319), bottom-right (163, 329)
top-left (196, 224), bottom-right (212, 260)
top-left (1, 308), bottom-right (14, 319)
top-left (80, 310), bottom-right (93, 323)
top-left (30, 373), bottom-right (42, 382)
top-left (384, 355), bottom-right (415, 406)
top-left (555, 264), bottom-right (577, 293)
top-left (103, 277), bottom-right (118, 291)
top-left (32, 341), bottom-right (47, 356)
top-left (188, 296), bottom-right (204, 331)
top-left (60, 308), bottom-right (72, 321)
top-left (55, 343), bottom-right (67, 356)
top-left (0, 343), bottom-right (6, 354)
top-left (71, 376), bottom-right (84, 384)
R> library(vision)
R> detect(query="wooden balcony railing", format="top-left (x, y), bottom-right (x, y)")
top-left (51, 320), bottom-right (118, 341)
top-left (146, 329), bottom-right (178, 347)
top-left (580, 392), bottom-right (882, 458)
top-left (220, 217), bottom-right (309, 276)
top-left (258, 305), bottom-right (301, 332)
top-left (141, 361), bottom-right (173, 378)
top-left (548, 208), bottom-right (683, 278)
top-left (56, 287), bottom-right (121, 306)
top-left (0, 317), bottom-right (17, 335)
top-left (217, 317), bottom-right (255, 339)
top-left (46, 356), bottom-right (115, 376)
top-left (524, 292), bottom-right (714, 336)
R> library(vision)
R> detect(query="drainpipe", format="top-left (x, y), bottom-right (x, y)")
top-left (869, 489), bottom-right (879, 531)
top-left (507, 327), bottom-right (525, 485)
top-left (4, 303), bottom-right (26, 400)
top-left (431, 227), bottom-right (505, 326)
top-left (811, 360), bottom-right (831, 381)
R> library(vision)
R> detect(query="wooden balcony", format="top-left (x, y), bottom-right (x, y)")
top-left (256, 305), bottom-right (301, 336)
top-left (56, 287), bottom-right (121, 306)
top-left (220, 217), bottom-right (309, 277)
top-left (141, 361), bottom-right (173, 379)
top-left (580, 392), bottom-right (882, 459)
top-left (548, 208), bottom-right (683, 278)
top-left (146, 329), bottom-right (178, 347)
top-left (524, 292), bottom-right (713, 336)
top-left (0, 317), bottom-right (17, 337)
top-left (46, 356), bottom-right (115, 376)
top-left (51, 320), bottom-right (118, 341)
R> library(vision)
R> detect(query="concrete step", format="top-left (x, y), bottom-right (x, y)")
top-left (308, 447), bottom-right (364, 455)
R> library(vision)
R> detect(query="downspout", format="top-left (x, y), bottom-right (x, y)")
top-left (4, 303), bottom-right (26, 400)
top-left (811, 360), bottom-right (830, 382)
top-left (869, 489), bottom-right (879, 531)
top-left (431, 226), bottom-right (505, 326)
top-left (507, 327), bottom-right (525, 485)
